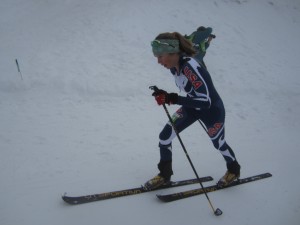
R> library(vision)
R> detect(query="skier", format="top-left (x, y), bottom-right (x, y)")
top-left (144, 32), bottom-right (241, 190)
top-left (185, 26), bottom-right (215, 69)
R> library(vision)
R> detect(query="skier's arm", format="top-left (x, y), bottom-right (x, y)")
top-left (177, 94), bottom-right (211, 109)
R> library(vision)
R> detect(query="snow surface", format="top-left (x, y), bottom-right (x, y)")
top-left (1, 0), bottom-right (300, 224)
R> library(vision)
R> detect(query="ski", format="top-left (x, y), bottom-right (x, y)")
top-left (157, 172), bottom-right (272, 202)
top-left (62, 176), bottom-right (213, 205)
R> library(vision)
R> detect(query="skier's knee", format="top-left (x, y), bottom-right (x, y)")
top-left (159, 124), bottom-right (175, 146)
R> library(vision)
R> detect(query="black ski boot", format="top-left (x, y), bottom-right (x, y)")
top-left (217, 160), bottom-right (241, 187)
top-left (143, 160), bottom-right (173, 190)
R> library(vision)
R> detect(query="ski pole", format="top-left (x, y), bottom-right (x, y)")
top-left (15, 59), bottom-right (23, 80)
top-left (198, 119), bottom-right (208, 133)
top-left (149, 86), bottom-right (222, 216)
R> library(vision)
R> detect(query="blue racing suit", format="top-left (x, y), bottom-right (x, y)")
top-left (159, 56), bottom-right (237, 165)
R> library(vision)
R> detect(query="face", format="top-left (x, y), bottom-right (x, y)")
top-left (155, 53), bottom-right (179, 69)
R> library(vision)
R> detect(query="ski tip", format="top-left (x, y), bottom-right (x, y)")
top-left (61, 195), bottom-right (69, 202)
top-left (156, 194), bottom-right (163, 200)
top-left (156, 194), bottom-right (170, 203)
top-left (61, 195), bottom-right (69, 203)
top-left (62, 195), bottom-right (79, 205)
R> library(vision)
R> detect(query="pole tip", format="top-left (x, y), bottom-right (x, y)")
top-left (214, 208), bottom-right (223, 216)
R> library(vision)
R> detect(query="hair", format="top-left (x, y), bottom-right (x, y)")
top-left (155, 32), bottom-right (196, 57)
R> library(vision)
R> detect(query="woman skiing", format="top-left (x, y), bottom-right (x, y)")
top-left (144, 32), bottom-right (241, 190)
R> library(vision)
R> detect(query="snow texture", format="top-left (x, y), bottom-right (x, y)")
top-left (1, 0), bottom-right (300, 224)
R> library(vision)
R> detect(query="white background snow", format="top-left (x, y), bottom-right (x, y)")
top-left (1, 0), bottom-right (300, 224)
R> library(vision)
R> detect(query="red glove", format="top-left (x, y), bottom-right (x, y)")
top-left (152, 89), bottom-right (178, 105)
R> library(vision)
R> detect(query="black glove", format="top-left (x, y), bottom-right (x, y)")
top-left (152, 89), bottom-right (178, 105)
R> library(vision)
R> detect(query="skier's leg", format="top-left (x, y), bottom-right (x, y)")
top-left (145, 107), bottom-right (198, 190)
top-left (199, 102), bottom-right (241, 186)
top-left (158, 107), bottom-right (198, 174)
top-left (208, 123), bottom-right (237, 163)
top-left (154, 107), bottom-right (197, 183)
top-left (202, 120), bottom-right (241, 186)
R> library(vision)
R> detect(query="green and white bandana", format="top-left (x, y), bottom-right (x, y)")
top-left (151, 39), bottom-right (180, 56)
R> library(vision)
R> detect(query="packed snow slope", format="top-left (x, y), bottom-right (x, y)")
top-left (1, 0), bottom-right (300, 225)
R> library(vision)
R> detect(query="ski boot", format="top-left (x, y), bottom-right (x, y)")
top-left (143, 160), bottom-right (173, 191)
top-left (217, 160), bottom-right (241, 187)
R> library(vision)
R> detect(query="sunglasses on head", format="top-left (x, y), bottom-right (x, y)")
top-left (151, 40), bottom-right (175, 48)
